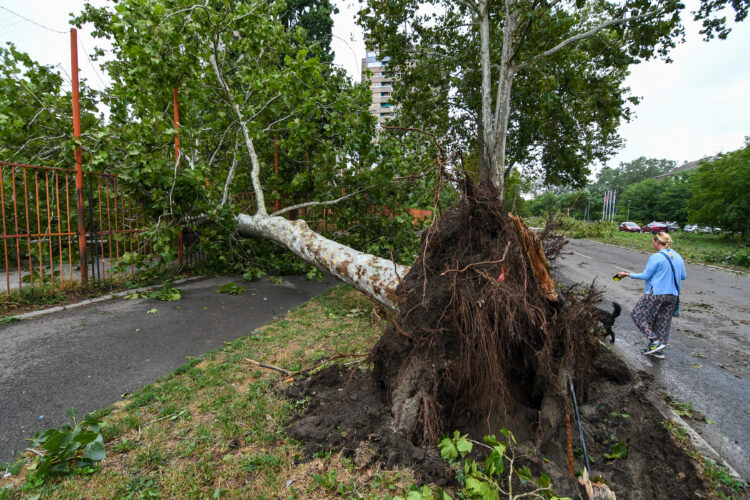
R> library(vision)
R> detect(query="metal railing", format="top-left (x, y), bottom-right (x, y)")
top-left (0, 161), bottom-right (150, 295)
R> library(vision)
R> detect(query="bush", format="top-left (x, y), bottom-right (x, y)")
top-left (702, 248), bottom-right (750, 267)
top-left (558, 215), bottom-right (618, 239)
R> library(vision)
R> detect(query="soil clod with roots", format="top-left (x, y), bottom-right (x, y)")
top-left (288, 181), bottom-right (710, 498)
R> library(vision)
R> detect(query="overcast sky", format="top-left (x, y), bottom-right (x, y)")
top-left (1, 0), bottom-right (748, 172)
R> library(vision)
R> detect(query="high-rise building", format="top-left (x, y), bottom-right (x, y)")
top-left (361, 51), bottom-right (398, 124)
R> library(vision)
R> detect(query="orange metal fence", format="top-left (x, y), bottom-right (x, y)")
top-left (0, 161), bottom-right (151, 295)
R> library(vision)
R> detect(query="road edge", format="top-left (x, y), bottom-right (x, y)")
top-left (644, 390), bottom-right (745, 482)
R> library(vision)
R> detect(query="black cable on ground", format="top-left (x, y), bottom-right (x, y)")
top-left (570, 379), bottom-right (591, 474)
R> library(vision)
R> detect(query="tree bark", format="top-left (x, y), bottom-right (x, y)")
top-left (236, 213), bottom-right (409, 311)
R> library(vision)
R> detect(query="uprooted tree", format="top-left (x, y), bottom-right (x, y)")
top-left (64, 0), bottom-right (746, 444)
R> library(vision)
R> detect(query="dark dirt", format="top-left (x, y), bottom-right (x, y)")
top-left (287, 356), bottom-right (707, 498)
top-left (286, 182), bottom-right (712, 498)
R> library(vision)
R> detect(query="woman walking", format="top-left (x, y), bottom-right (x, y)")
top-left (616, 232), bottom-right (686, 358)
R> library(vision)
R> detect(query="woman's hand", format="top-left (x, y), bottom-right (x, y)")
top-left (616, 272), bottom-right (630, 278)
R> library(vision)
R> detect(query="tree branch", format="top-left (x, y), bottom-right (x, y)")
top-left (220, 137), bottom-right (240, 208)
top-left (518, 9), bottom-right (663, 71)
top-left (270, 189), bottom-right (365, 217)
top-left (209, 40), bottom-right (267, 216)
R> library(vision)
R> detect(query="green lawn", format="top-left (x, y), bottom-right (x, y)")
top-left (524, 216), bottom-right (749, 271)
top-left (0, 285), bottom-right (420, 499)
top-left (589, 230), bottom-right (749, 270)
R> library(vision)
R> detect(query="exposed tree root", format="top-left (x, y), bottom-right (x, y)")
top-left (372, 180), bottom-right (602, 443)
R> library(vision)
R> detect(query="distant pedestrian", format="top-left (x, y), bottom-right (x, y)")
top-left (616, 232), bottom-right (686, 358)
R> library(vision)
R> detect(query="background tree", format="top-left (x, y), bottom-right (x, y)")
top-left (688, 140), bottom-right (750, 237)
top-left (592, 156), bottom-right (675, 195)
top-left (359, 0), bottom-right (690, 199)
top-left (617, 174), bottom-right (692, 223)
top-left (0, 45), bottom-right (101, 166)
top-left (359, 0), bottom-right (746, 200)
top-left (280, 0), bottom-right (338, 63)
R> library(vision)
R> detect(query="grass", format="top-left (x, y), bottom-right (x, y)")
top-left (538, 216), bottom-right (750, 271)
top-left (590, 230), bottom-right (745, 262)
top-left (0, 285), bottom-right (420, 499)
top-left (662, 420), bottom-right (747, 499)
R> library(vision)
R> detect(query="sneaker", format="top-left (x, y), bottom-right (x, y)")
top-left (643, 342), bottom-right (666, 356)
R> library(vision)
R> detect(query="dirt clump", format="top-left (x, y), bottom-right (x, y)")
top-left (287, 181), bottom-right (708, 498)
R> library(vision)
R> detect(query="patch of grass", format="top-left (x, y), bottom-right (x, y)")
top-left (670, 401), bottom-right (696, 419)
top-left (559, 219), bottom-right (749, 271)
top-left (702, 459), bottom-right (747, 500)
top-left (0, 285), bottom-right (423, 499)
top-left (662, 420), bottom-right (747, 499)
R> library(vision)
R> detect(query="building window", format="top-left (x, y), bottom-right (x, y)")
top-left (380, 92), bottom-right (390, 97)
top-left (380, 102), bottom-right (391, 108)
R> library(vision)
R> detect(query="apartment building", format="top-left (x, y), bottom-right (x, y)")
top-left (361, 51), bottom-right (398, 124)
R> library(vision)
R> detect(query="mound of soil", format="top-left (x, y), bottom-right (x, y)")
top-left (287, 182), bottom-right (708, 498)
top-left (287, 359), bottom-right (705, 498)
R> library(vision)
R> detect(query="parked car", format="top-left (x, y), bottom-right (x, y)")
top-left (666, 221), bottom-right (680, 232)
top-left (684, 224), bottom-right (721, 234)
top-left (618, 221), bottom-right (641, 232)
top-left (641, 221), bottom-right (669, 233)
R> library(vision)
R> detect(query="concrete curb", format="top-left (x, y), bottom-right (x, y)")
top-left (644, 390), bottom-right (744, 482)
top-left (5, 276), bottom-right (208, 322)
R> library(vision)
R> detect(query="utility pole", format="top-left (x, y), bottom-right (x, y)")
top-left (627, 200), bottom-right (631, 221)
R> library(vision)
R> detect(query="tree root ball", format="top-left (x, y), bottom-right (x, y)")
top-left (288, 181), bottom-right (708, 497)
top-left (372, 180), bottom-right (603, 443)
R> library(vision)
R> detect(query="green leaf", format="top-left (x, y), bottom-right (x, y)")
top-left (438, 437), bottom-right (458, 460)
top-left (605, 440), bottom-right (628, 460)
top-left (217, 282), bottom-right (245, 295)
top-left (516, 465), bottom-right (533, 483)
top-left (537, 473), bottom-right (551, 488)
top-left (146, 308), bottom-right (158, 314)
top-left (486, 446), bottom-right (506, 477)
top-left (82, 439), bottom-right (106, 461)
top-left (465, 477), bottom-right (496, 498)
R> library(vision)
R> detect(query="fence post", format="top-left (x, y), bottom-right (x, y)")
top-left (71, 28), bottom-right (88, 284)
top-left (274, 136), bottom-right (279, 213)
top-left (173, 87), bottom-right (181, 167)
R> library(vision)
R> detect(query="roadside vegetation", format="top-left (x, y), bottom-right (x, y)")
top-left (526, 216), bottom-right (750, 271)
top-left (2, 284), bottom-right (745, 499)
top-left (0, 286), bottom-right (419, 499)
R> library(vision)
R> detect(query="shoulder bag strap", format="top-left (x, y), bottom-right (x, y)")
top-left (660, 251), bottom-right (680, 294)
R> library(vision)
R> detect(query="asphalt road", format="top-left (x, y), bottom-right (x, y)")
top-left (554, 238), bottom-right (750, 480)
top-left (0, 274), bottom-right (337, 463)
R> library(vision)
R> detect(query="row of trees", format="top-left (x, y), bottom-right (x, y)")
top-left (0, 0), bottom-right (746, 301)
top-left (526, 141), bottom-right (750, 237)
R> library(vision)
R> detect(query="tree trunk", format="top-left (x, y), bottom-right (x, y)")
top-left (236, 213), bottom-right (409, 311)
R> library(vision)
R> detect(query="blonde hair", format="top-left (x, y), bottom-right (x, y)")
top-left (654, 232), bottom-right (673, 249)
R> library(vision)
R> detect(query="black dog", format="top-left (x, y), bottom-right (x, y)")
top-left (596, 302), bottom-right (621, 343)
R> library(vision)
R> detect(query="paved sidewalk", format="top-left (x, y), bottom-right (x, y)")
top-left (0, 274), bottom-right (337, 462)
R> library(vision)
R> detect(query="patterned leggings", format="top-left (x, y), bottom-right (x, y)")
top-left (631, 293), bottom-right (678, 344)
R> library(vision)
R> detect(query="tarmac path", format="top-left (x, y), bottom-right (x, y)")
top-left (0, 274), bottom-right (336, 463)
top-left (554, 238), bottom-right (750, 480)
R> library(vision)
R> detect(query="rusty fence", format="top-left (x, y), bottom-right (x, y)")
top-left (0, 161), bottom-right (155, 296)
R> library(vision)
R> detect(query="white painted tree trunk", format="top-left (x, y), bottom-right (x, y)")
top-left (236, 213), bottom-right (410, 311)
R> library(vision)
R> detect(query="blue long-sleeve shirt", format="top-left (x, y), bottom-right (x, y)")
top-left (630, 249), bottom-right (686, 295)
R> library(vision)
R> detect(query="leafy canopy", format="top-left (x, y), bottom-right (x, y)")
top-left (687, 139), bottom-right (750, 235)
